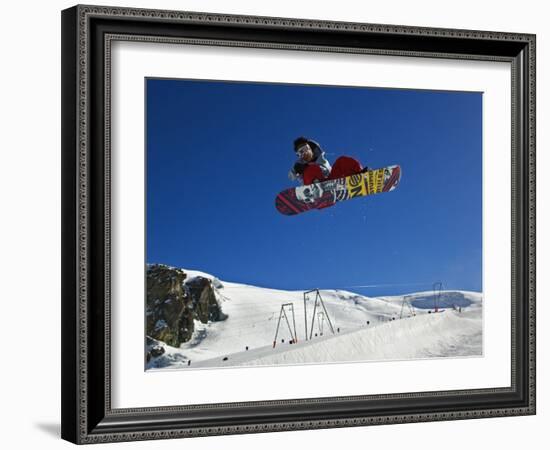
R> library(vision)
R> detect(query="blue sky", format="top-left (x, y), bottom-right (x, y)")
top-left (146, 78), bottom-right (482, 296)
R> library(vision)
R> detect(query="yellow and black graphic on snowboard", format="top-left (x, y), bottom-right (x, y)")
top-left (346, 167), bottom-right (387, 198)
top-left (276, 165), bottom-right (401, 216)
top-left (346, 174), bottom-right (366, 198)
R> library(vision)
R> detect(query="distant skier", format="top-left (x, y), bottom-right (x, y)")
top-left (288, 136), bottom-right (366, 185)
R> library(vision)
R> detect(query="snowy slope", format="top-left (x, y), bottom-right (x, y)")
top-left (147, 270), bottom-right (482, 370)
top-left (192, 309), bottom-right (482, 368)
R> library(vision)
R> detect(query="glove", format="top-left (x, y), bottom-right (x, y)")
top-left (293, 162), bottom-right (307, 175)
top-left (288, 170), bottom-right (299, 181)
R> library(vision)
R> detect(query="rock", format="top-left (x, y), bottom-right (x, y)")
top-left (146, 264), bottom-right (227, 348)
top-left (150, 345), bottom-right (165, 357)
top-left (186, 276), bottom-right (228, 323)
top-left (146, 264), bottom-right (193, 347)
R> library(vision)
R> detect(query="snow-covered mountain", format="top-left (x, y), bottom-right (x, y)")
top-left (146, 267), bottom-right (482, 371)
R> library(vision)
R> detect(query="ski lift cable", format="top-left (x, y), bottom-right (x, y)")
top-left (218, 281), bottom-right (438, 291)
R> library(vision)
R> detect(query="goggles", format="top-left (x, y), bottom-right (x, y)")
top-left (296, 144), bottom-right (310, 158)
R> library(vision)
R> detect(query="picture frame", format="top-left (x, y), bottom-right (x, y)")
top-left (61, 4), bottom-right (536, 444)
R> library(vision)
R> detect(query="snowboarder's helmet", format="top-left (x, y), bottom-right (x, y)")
top-left (294, 136), bottom-right (319, 153)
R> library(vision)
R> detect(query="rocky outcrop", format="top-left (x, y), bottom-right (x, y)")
top-left (146, 265), bottom-right (193, 347)
top-left (146, 264), bottom-right (227, 351)
top-left (186, 276), bottom-right (228, 323)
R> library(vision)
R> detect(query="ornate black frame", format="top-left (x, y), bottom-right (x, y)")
top-left (61, 4), bottom-right (536, 444)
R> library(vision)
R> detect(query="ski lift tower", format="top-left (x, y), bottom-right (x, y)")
top-left (303, 289), bottom-right (335, 341)
top-left (399, 295), bottom-right (416, 319)
top-left (273, 303), bottom-right (298, 348)
top-left (433, 281), bottom-right (443, 313)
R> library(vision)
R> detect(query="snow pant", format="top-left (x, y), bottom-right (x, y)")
top-left (302, 156), bottom-right (363, 185)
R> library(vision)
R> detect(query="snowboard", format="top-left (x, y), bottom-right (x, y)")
top-left (275, 165), bottom-right (401, 216)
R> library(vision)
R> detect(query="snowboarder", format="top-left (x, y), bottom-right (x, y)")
top-left (288, 136), bottom-right (366, 185)
top-left (276, 137), bottom-right (401, 215)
